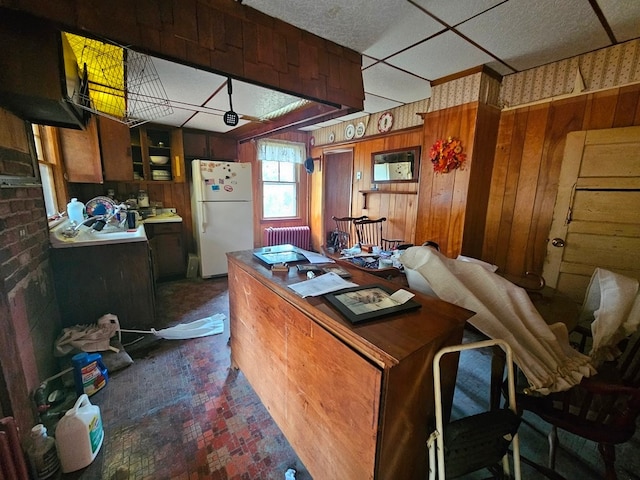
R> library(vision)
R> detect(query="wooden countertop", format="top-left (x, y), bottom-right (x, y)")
top-left (227, 250), bottom-right (473, 368)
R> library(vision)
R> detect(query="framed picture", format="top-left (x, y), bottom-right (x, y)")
top-left (322, 265), bottom-right (351, 278)
top-left (296, 264), bottom-right (323, 273)
top-left (324, 284), bottom-right (420, 324)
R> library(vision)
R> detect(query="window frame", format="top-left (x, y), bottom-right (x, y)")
top-left (261, 159), bottom-right (300, 220)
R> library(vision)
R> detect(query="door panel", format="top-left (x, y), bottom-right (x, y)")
top-left (544, 126), bottom-right (640, 302)
top-left (323, 151), bottom-right (353, 245)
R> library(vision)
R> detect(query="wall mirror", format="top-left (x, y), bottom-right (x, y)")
top-left (371, 146), bottom-right (420, 183)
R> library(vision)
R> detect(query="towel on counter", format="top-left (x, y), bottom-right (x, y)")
top-left (400, 246), bottom-right (595, 394)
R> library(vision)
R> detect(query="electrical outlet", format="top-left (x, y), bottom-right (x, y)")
top-left (356, 171), bottom-right (362, 180)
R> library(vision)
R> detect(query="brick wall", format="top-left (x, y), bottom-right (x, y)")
top-left (0, 154), bottom-right (61, 439)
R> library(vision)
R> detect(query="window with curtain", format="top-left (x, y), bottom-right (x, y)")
top-left (257, 139), bottom-right (305, 219)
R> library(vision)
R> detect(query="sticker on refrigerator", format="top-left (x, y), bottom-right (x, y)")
top-left (211, 185), bottom-right (220, 191)
top-left (224, 185), bottom-right (233, 192)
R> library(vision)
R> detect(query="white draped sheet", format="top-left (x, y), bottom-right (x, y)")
top-left (400, 246), bottom-right (595, 394)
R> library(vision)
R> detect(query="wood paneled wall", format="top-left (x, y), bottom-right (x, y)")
top-left (310, 128), bottom-right (423, 250)
top-left (416, 102), bottom-right (501, 259)
top-left (483, 84), bottom-right (640, 277)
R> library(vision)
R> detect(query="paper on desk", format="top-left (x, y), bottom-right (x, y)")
top-left (299, 250), bottom-right (335, 264)
top-left (389, 289), bottom-right (415, 305)
top-left (288, 272), bottom-right (358, 298)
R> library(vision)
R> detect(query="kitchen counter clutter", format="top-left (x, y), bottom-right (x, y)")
top-left (49, 218), bottom-right (147, 249)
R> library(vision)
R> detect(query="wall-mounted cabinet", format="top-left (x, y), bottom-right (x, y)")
top-left (131, 126), bottom-right (185, 183)
top-left (183, 129), bottom-right (237, 160)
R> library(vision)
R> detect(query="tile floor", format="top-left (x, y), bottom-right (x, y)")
top-left (60, 277), bottom-right (639, 480)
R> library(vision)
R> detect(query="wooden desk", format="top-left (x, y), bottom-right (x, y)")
top-left (227, 251), bottom-right (473, 479)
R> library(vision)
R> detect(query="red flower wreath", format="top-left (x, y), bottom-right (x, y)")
top-left (429, 136), bottom-right (466, 174)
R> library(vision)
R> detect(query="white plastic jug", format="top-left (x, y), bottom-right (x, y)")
top-left (55, 394), bottom-right (104, 473)
top-left (67, 198), bottom-right (85, 225)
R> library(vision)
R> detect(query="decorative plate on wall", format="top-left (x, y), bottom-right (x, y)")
top-left (328, 131), bottom-right (335, 143)
top-left (345, 123), bottom-right (355, 140)
top-left (378, 111), bottom-right (394, 133)
top-left (309, 136), bottom-right (315, 146)
top-left (355, 121), bottom-right (366, 138)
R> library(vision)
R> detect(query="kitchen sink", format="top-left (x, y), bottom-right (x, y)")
top-left (49, 219), bottom-right (147, 248)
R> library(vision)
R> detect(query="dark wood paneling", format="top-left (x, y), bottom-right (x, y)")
top-left (483, 84), bottom-right (640, 277)
top-left (4, 1), bottom-right (364, 112)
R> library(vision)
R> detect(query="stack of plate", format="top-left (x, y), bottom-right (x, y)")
top-left (152, 170), bottom-right (171, 181)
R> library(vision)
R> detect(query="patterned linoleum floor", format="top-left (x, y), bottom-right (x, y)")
top-left (62, 276), bottom-right (309, 480)
top-left (61, 277), bottom-right (640, 480)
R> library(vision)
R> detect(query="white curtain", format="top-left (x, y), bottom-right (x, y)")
top-left (400, 246), bottom-right (596, 394)
top-left (256, 139), bottom-right (306, 163)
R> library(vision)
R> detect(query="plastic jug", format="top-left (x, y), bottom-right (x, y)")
top-left (67, 198), bottom-right (85, 225)
top-left (72, 352), bottom-right (108, 397)
top-left (27, 424), bottom-right (60, 479)
top-left (55, 394), bottom-right (104, 473)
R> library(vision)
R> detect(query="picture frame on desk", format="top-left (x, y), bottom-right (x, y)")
top-left (324, 284), bottom-right (420, 324)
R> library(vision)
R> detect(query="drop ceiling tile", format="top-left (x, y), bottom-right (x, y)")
top-left (148, 109), bottom-right (197, 128)
top-left (153, 57), bottom-right (224, 107)
top-left (242, 0), bottom-right (408, 52)
top-left (412, 0), bottom-right (505, 26)
top-left (363, 3), bottom-right (443, 59)
top-left (363, 63), bottom-right (431, 103)
top-left (598, 0), bottom-right (640, 42)
top-left (362, 56), bottom-right (377, 68)
top-left (387, 31), bottom-right (494, 81)
top-left (204, 81), bottom-right (303, 120)
top-left (363, 93), bottom-right (402, 114)
top-left (182, 112), bottom-right (250, 133)
top-left (457, 0), bottom-right (611, 71)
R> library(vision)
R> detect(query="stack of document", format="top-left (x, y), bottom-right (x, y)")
top-left (288, 272), bottom-right (358, 298)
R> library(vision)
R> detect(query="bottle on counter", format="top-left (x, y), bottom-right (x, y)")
top-left (67, 198), bottom-right (85, 225)
top-left (27, 424), bottom-right (60, 480)
top-left (137, 190), bottom-right (149, 208)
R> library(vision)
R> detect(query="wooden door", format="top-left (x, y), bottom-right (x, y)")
top-left (543, 126), bottom-right (640, 302)
top-left (323, 151), bottom-right (353, 245)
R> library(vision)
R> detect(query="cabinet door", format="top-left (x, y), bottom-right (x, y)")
top-left (98, 116), bottom-right (133, 181)
top-left (59, 116), bottom-right (103, 183)
top-left (183, 131), bottom-right (208, 158)
top-left (156, 233), bottom-right (185, 277)
top-left (209, 135), bottom-right (237, 160)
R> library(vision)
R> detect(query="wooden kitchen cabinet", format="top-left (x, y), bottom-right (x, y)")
top-left (60, 115), bottom-right (134, 183)
top-left (59, 116), bottom-right (103, 183)
top-left (144, 222), bottom-right (185, 279)
top-left (131, 125), bottom-right (186, 183)
top-left (183, 129), bottom-right (237, 160)
top-left (98, 116), bottom-right (133, 181)
top-left (50, 241), bottom-right (156, 329)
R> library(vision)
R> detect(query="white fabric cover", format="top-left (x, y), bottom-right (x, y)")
top-left (400, 246), bottom-right (595, 394)
top-left (580, 268), bottom-right (640, 364)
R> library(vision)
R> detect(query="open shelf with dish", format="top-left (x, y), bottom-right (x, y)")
top-left (129, 125), bottom-right (185, 183)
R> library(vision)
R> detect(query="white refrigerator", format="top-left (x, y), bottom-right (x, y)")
top-left (190, 160), bottom-right (253, 277)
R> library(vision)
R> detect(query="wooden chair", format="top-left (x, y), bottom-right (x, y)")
top-left (515, 328), bottom-right (640, 480)
top-left (353, 217), bottom-right (405, 251)
top-left (330, 215), bottom-right (367, 250)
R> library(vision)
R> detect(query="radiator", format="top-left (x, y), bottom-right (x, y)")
top-left (264, 226), bottom-right (310, 250)
top-left (0, 417), bottom-right (29, 480)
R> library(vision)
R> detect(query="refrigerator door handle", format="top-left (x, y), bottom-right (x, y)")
top-left (196, 173), bottom-right (207, 234)
top-left (200, 200), bottom-right (207, 234)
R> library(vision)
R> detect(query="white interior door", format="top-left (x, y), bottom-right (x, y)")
top-left (543, 126), bottom-right (640, 302)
